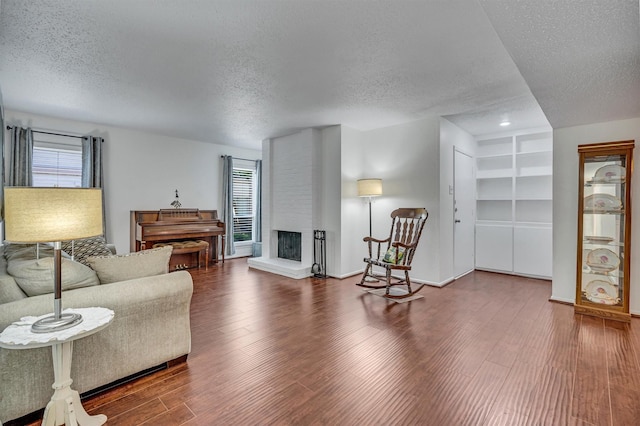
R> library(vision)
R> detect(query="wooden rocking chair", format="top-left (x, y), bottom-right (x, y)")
top-left (357, 208), bottom-right (428, 299)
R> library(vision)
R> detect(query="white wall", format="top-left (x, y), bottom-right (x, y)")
top-left (439, 118), bottom-right (476, 282)
top-left (339, 116), bottom-right (445, 284)
top-left (4, 110), bottom-right (261, 255)
top-left (320, 126), bottom-right (342, 276)
top-left (339, 125), bottom-right (365, 277)
top-left (552, 117), bottom-right (640, 314)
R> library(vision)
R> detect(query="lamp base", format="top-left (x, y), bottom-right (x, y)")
top-left (31, 313), bottom-right (83, 334)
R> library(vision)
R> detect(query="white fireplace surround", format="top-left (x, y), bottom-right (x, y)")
top-left (248, 129), bottom-right (321, 279)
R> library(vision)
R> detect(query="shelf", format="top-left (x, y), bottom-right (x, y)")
top-left (515, 132), bottom-right (552, 153)
top-left (476, 130), bottom-right (553, 278)
top-left (515, 200), bottom-right (552, 223)
top-left (477, 136), bottom-right (513, 157)
top-left (476, 171), bottom-right (513, 179)
top-left (514, 221), bottom-right (552, 228)
top-left (477, 153), bottom-right (513, 159)
top-left (516, 175), bottom-right (552, 200)
top-left (476, 175), bottom-right (513, 182)
top-left (477, 177), bottom-right (512, 200)
top-left (583, 210), bottom-right (625, 215)
top-left (476, 220), bottom-right (512, 226)
top-left (516, 149), bottom-right (553, 157)
top-left (477, 200), bottom-right (512, 222)
top-left (516, 170), bottom-right (552, 177)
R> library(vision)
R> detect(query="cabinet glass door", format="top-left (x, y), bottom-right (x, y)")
top-left (576, 141), bottom-right (633, 322)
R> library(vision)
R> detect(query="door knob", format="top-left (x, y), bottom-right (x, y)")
top-left (455, 219), bottom-right (461, 223)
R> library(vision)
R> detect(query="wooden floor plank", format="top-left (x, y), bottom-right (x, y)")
top-left (14, 260), bottom-right (640, 426)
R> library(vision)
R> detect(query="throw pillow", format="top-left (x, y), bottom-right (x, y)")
top-left (3, 242), bottom-right (65, 262)
top-left (86, 246), bottom-right (172, 284)
top-left (7, 257), bottom-right (100, 297)
top-left (61, 236), bottom-right (113, 266)
top-left (383, 245), bottom-right (406, 264)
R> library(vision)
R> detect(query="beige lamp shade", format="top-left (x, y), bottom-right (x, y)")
top-left (357, 178), bottom-right (383, 197)
top-left (4, 187), bottom-right (103, 243)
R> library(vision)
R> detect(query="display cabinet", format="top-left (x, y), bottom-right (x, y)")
top-left (575, 140), bottom-right (634, 322)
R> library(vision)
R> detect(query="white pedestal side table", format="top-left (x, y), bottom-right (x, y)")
top-left (0, 307), bottom-right (114, 426)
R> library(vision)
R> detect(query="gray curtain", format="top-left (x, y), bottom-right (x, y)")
top-left (254, 159), bottom-right (262, 243)
top-left (9, 126), bottom-right (33, 186)
top-left (81, 136), bottom-right (106, 236)
top-left (222, 155), bottom-right (235, 256)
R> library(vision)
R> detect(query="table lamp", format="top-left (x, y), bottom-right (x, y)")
top-left (357, 178), bottom-right (383, 236)
top-left (4, 187), bottom-right (103, 333)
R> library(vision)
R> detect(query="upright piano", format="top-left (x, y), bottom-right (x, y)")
top-left (130, 209), bottom-right (225, 265)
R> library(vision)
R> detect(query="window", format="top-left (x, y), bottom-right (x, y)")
top-left (232, 160), bottom-right (257, 243)
top-left (32, 134), bottom-right (82, 187)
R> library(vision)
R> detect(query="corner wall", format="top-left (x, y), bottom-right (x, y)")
top-left (552, 117), bottom-right (640, 314)
top-left (439, 118), bottom-right (477, 282)
top-left (339, 116), bottom-right (445, 284)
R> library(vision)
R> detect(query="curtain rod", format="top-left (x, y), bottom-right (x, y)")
top-left (220, 155), bottom-right (259, 162)
top-left (6, 125), bottom-right (85, 140)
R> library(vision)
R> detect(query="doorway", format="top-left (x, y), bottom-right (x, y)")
top-left (453, 148), bottom-right (475, 278)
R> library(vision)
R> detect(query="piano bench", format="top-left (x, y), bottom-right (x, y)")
top-left (153, 240), bottom-right (209, 270)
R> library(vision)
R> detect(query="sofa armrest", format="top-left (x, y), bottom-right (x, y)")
top-left (0, 270), bottom-right (193, 423)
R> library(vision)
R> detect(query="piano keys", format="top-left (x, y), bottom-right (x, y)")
top-left (130, 209), bottom-right (225, 266)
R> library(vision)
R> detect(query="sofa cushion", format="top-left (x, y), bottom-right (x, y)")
top-left (86, 246), bottom-right (173, 284)
top-left (0, 251), bottom-right (27, 304)
top-left (61, 236), bottom-right (113, 265)
top-left (0, 274), bottom-right (27, 304)
top-left (7, 257), bottom-right (100, 297)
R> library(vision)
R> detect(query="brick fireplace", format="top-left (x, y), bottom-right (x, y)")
top-left (247, 128), bottom-right (321, 279)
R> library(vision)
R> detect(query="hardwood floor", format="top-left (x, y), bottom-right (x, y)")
top-left (27, 259), bottom-right (640, 425)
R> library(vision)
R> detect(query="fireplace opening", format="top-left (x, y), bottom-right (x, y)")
top-left (278, 231), bottom-right (302, 261)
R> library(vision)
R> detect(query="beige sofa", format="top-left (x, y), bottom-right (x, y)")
top-left (0, 245), bottom-right (193, 424)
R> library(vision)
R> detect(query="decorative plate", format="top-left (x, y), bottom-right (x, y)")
top-left (584, 193), bottom-right (622, 212)
top-left (593, 164), bottom-right (625, 183)
top-left (586, 248), bottom-right (620, 272)
top-left (584, 235), bottom-right (614, 244)
top-left (584, 280), bottom-right (620, 305)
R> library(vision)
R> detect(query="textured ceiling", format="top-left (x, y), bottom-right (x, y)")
top-left (0, 1), bottom-right (636, 150)
top-left (479, 0), bottom-right (640, 130)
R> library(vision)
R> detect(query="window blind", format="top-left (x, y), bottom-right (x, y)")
top-left (232, 166), bottom-right (254, 242)
top-left (32, 146), bottom-right (82, 187)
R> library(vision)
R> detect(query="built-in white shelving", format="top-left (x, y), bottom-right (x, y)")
top-left (475, 130), bottom-right (553, 278)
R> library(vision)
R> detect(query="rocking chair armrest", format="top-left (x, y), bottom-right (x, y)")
top-left (391, 241), bottom-right (416, 250)
top-left (363, 236), bottom-right (390, 244)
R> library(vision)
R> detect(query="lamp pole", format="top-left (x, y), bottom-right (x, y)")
top-left (357, 178), bottom-right (383, 237)
top-left (368, 196), bottom-right (373, 236)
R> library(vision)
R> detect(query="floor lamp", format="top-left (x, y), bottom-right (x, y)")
top-left (357, 178), bottom-right (383, 236)
top-left (4, 187), bottom-right (103, 333)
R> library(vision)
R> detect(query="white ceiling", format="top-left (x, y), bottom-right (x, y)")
top-left (0, 1), bottom-right (638, 151)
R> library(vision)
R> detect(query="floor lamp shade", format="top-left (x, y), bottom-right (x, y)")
top-left (357, 179), bottom-right (383, 238)
top-left (4, 187), bottom-right (103, 243)
top-left (4, 187), bottom-right (103, 332)
top-left (357, 178), bottom-right (383, 198)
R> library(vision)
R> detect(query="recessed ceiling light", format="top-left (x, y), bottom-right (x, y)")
top-left (499, 121), bottom-right (511, 127)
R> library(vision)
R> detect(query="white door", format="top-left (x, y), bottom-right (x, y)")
top-left (454, 149), bottom-right (475, 277)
